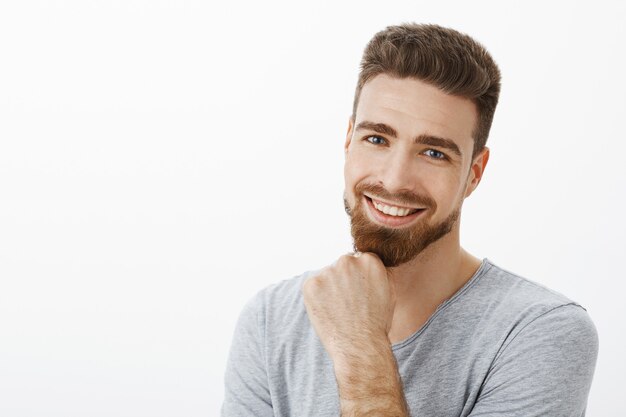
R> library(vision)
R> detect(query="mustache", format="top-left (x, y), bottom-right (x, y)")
top-left (354, 183), bottom-right (436, 209)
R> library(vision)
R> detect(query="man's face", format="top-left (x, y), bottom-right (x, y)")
top-left (343, 74), bottom-right (489, 267)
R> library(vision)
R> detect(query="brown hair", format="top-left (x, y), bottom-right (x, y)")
top-left (352, 23), bottom-right (501, 158)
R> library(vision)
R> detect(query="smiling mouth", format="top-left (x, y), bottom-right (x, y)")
top-left (361, 195), bottom-right (427, 228)
top-left (365, 195), bottom-right (425, 217)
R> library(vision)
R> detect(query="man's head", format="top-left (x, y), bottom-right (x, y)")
top-left (344, 24), bottom-right (501, 267)
top-left (352, 23), bottom-right (501, 158)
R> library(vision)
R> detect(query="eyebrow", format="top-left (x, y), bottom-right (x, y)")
top-left (355, 120), bottom-right (463, 158)
top-left (415, 134), bottom-right (462, 158)
top-left (356, 121), bottom-right (398, 138)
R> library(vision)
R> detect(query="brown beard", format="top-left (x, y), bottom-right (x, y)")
top-left (344, 183), bottom-right (460, 267)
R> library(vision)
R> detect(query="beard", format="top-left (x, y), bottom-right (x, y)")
top-left (344, 182), bottom-right (460, 268)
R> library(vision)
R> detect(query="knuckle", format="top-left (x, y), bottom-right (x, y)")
top-left (338, 254), bottom-right (352, 263)
top-left (302, 275), bottom-right (323, 293)
top-left (361, 252), bottom-right (382, 265)
top-left (332, 256), bottom-right (350, 270)
top-left (360, 252), bottom-right (376, 260)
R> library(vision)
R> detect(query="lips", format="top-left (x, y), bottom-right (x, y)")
top-left (364, 196), bottom-right (426, 227)
top-left (370, 198), bottom-right (421, 217)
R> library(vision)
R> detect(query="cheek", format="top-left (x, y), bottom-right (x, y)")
top-left (343, 152), bottom-right (375, 209)
top-left (426, 170), bottom-right (466, 209)
top-left (344, 145), bottom-right (388, 177)
top-left (343, 157), bottom-right (358, 204)
top-left (344, 150), bottom-right (369, 186)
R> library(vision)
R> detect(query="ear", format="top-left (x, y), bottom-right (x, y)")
top-left (464, 146), bottom-right (490, 198)
top-left (344, 117), bottom-right (355, 156)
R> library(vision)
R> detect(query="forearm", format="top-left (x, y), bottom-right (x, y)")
top-left (301, 253), bottom-right (407, 415)
top-left (334, 338), bottom-right (409, 417)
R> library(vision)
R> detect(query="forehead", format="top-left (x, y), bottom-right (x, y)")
top-left (356, 74), bottom-right (478, 148)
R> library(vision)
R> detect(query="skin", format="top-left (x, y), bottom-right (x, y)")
top-left (301, 74), bottom-right (490, 416)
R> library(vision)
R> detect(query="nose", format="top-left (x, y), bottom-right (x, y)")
top-left (378, 148), bottom-right (416, 194)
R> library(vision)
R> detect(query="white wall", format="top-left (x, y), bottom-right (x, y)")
top-left (1, 1), bottom-right (624, 415)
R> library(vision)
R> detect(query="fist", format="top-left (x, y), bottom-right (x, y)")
top-left (301, 252), bottom-right (396, 360)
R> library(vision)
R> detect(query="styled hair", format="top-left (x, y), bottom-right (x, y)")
top-left (352, 23), bottom-right (502, 158)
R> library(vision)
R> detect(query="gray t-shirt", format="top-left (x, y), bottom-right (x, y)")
top-left (221, 259), bottom-right (598, 416)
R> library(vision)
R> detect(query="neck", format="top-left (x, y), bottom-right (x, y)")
top-left (385, 224), bottom-right (483, 344)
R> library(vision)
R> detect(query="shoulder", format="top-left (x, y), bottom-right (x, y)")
top-left (465, 261), bottom-right (599, 414)
top-left (256, 268), bottom-right (321, 308)
top-left (449, 259), bottom-right (599, 355)
top-left (478, 259), bottom-right (578, 306)
top-left (473, 259), bottom-right (598, 355)
top-left (239, 268), bottom-right (322, 331)
top-left (472, 259), bottom-right (590, 319)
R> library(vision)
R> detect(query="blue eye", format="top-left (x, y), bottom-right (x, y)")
top-left (365, 136), bottom-right (386, 145)
top-left (425, 149), bottom-right (446, 159)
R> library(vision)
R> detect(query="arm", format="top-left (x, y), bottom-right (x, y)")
top-left (334, 338), bottom-right (409, 417)
top-left (221, 293), bottom-right (274, 417)
top-left (302, 252), bottom-right (409, 417)
top-left (469, 304), bottom-right (599, 417)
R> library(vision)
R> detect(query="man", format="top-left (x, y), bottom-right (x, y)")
top-left (221, 23), bottom-right (598, 416)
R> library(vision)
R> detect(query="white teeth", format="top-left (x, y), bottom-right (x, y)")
top-left (373, 201), bottom-right (415, 217)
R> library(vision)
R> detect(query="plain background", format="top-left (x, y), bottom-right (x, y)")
top-left (1, 0), bottom-right (624, 416)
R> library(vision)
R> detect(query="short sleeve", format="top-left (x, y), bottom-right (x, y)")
top-left (469, 304), bottom-right (599, 417)
top-left (221, 292), bottom-right (274, 417)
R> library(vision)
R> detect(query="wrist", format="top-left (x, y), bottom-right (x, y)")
top-left (340, 395), bottom-right (408, 417)
top-left (333, 340), bottom-right (404, 398)
top-left (332, 336), bottom-right (394, 382)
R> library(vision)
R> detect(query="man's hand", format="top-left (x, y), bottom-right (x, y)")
top-left (301, 252), bottom-right (394, 363)
top-left (302, 252), bottom-right (408, 416)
